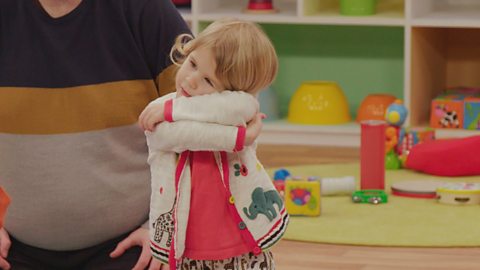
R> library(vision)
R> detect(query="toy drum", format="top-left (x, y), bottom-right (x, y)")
top-left (437, 183), bottom-right (480, 205)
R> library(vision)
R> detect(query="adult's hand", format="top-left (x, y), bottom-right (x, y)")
top-left (0, 228), bottom-right (11, 270)
top-left (109, 227), bottom-right (165, 270)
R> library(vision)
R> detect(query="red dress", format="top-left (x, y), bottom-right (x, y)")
top-left (183, 151), bottom-right (250, 260)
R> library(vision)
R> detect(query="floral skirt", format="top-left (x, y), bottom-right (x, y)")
top-left (179, 251), bottom-right (275, 270)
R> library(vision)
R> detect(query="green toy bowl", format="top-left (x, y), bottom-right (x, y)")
top-left (340, 0), bottom-right (377, 16)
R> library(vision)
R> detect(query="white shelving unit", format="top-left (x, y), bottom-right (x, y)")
top-left (177, 0), bottom-right (480, 147)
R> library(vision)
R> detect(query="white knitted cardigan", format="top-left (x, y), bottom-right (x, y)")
top-left (146, 91), bottom-right (289, 267)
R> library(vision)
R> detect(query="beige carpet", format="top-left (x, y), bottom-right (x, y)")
top-left (268, 164), bottom-right (480, 247)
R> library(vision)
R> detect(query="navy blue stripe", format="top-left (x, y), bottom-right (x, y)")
top-left (0, 0), bottom-right (190, 88)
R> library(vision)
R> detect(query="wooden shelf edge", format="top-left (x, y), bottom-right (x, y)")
top-left (259, 122), bottom-right (480, 146)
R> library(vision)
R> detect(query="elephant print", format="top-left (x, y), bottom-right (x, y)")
top-left (243, 187), bottom-right (283, 222)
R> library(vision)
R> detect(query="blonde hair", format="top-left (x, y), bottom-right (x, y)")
top-left (170, 18), bottom-right (278, 94)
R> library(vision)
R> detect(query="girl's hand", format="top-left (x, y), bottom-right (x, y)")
top-left (245, 113), bottom-right (265, 146)
top-left (138, 102), bottom-right (165, 132)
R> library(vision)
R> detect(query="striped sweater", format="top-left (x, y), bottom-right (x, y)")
top-left (0, 0), bottom-right (189, 250)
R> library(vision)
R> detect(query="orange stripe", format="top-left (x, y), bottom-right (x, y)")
top-left (0, 80), bottom-right (158, 134)
top-left (156, 64), bottom-right (178, 97)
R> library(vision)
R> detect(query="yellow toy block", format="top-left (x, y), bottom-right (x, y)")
top-left (285, 180), bottom-right (321, 216)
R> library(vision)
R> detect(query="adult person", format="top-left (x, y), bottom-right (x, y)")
top-left (0, 0), bottom-right (191, 269)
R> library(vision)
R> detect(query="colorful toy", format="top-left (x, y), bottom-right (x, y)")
top-left (351, 190), bottom-right (388, 204)
top-left (398, 127), bottom-right (435, 158)
top-left (245, 0), bottom-right (277, 14)
top-left (384, 99), bottom-right (407, 169)
top-left (391, 180), bottom-right (446, 199)
top-left (357, 94), bottom-right (396, 122)
top-left (273, 168), bottom-right (291, 181)
top-left (288, 81), bottom-right (351, 125)
top-left (464, 96), bottom-right (480, 130)
top-left (405, 135), bottom-right (480, 177)
top-left (430, 95), bottom-right (463, 129)
top-left (360, 120), bottom-right (386, 190)
top-left (385, 150), bottom-right (401, 170)
top-left (285, 180), bottom-right (321, 216)
top-left (437, 183), bottom-right (480, 205)
top-left (385, 99), bottom-right (408, 127)
top-left (340, 0), bottom-right (377, 16)
top-left (383, 99), bottom-right (435, 169)
top-left (429, 87), bottom-right (480, 130)
top-left (320, 176), bottom-right (356, 196)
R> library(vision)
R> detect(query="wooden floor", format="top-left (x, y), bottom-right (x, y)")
top-left (257, 144), bottom-right (480, 270)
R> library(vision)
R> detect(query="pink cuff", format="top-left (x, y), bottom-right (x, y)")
top-left (164, 99), bottom-right (173, 122)
top-left (234, 126), bottom-right (246, 152)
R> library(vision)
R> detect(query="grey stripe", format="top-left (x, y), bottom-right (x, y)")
top-left (0, 125), bottom-right (151, 250)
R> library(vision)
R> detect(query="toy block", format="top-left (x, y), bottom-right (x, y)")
top-left (430, 94), bottom-right (464, 129)
top-left (285, 180), bottom-right (320, 216)
top-left (464, 96), bottom-right (480, 130)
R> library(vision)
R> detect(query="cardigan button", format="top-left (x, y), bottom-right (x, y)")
top-left (238, 221), bottom-right (246, 230)
top-left (229, 196), bottom-right (235, 204)
top-left (253, 247), bottom-right (262, 255)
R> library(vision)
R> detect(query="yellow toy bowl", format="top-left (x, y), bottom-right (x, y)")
top-left (288, 81), bottom-right (351, 125)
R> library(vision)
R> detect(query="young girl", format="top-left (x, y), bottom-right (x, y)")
top-left (139, 19), bottom-right (288, 270)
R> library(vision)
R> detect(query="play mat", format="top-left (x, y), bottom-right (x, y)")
top-left (267, 163), bottom-right (480, 247)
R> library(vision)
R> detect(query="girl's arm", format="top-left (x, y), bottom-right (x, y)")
top-left (139, 91), bottom-right (259, 131)
top-left (146, 113), bottom-right (264, 153)
top-left (168, 91), bottom-right (259, 126)
top-left (146, 120), bottom-right (246, 153)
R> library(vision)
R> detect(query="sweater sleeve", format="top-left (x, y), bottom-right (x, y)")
top-left (146, 120), bottom-right (243, 153)
top-left (169, 91), bottom-right (259, 126)
top-left (136, 0), bottom-right (190, 95)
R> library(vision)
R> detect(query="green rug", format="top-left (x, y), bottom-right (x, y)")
top-left (268, 164), bottom-right (480, 247)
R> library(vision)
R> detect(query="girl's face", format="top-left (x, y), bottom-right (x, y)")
top-left (175, 46), bottom-right (224, 98)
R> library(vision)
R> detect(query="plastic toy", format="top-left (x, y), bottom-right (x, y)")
top-left (273, 168), bottom-right (290, 181)
top-left (437, 183), bottom-right (480, 205)
top-left (285, 180), bottom-right (321, 216)
top-left (383, 99), bottom-right (435, 170)
top-left (385, 151), bottom-right (401, 170)
top-left (430, 94), bottom-right (465, 129)
top-left (245, 0), bottom-right (277, 14)
top-left (391, 180), bottom-right (445, 199)
top-left (357, 94), bottom-right (396, 122)
top-left (398, 127), bottom-right (435, 158)
top-left (464, 97), bottom-right (480, 130)
top-left (288, 81), bottom-right (350, 125)
top-left (340, 0), bottom-right (377, 16)
top-left (320, 176), bottom-right (355, 196)
top-left (405, 135), bottom-right (480, 177)
top-left (385, 99), bottom-right (408, 127)
top-left (351, 190), bottom-right (388, 204)
top-left (430, 87), bottom-right (480, 130)
top-left (360, 120), bottom-right (386, 190)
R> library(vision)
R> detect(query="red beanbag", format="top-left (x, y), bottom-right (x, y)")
top-left (405, 135), bottom-right (480, 176)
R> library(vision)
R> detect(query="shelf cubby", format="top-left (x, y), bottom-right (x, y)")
top-left (410, 27), bottom-right (480, 126)
top-left (178, 0), bottom-right (480, 146)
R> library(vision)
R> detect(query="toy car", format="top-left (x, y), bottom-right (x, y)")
top-left (352, 190), bottom-right (388, 204)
